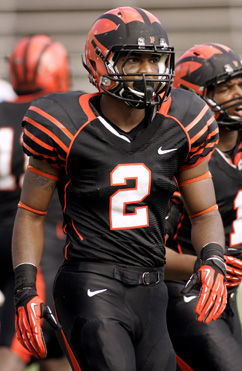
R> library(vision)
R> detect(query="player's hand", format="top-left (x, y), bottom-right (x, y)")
top-left (225, 255), bottom-right (242, 288)
top-left (182, 257), bottom-right (227, 324)
top-left (225, 246), bottom-right (242, 258)
top-left (15, 289), bottom-right (61, 358)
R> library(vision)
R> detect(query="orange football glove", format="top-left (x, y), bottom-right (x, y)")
top-left (182, 243), bottom-right (227, 324)
top-left (14, 264), bottom-right (61, 358)
top-left (15, 292), bottom-right (61, 358)
top-left (225, 255), bottom-right (242, 288)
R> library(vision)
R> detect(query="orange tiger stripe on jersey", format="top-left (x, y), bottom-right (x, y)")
top-left (22, 140), bottom-right (61, 166)
top-left (24, 127), bottom-right (54, 151)
top-left (23, 117), bottom-right (69, 152)
top-left (29, 105), bottom-right (73, 140)
top-left (186, 105), bottom-right (210, 132)
top-left (190, 118), bottom-right (218, 145)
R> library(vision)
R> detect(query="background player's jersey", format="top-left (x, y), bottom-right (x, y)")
top-left (167, 131), bottom-right (242, 255)
top-left (0, 95), bottom-right (62, 226)
top-left (0, 99), bottom-right (29, 224)
top-left (21, 89), bottom-right (218, 267)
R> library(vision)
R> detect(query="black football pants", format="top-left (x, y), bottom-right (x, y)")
top-left (53, 261), bottom-right (176, 371)
top-left (166, 280), bottom-right (242, 371)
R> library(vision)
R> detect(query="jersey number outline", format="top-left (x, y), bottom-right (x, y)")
top-left (230, 190), bottom-right (242, 246)
top-left (0, 127), bottom-right (27, 190)
top-left (110, 163), bottom-right (151, 230)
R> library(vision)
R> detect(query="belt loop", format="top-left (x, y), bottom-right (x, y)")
top-left (142, 272), bottom-right (150, 285)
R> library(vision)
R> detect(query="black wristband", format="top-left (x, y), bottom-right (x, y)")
top-left (194, 256), bottom-right (202, 272)
top-left (200, 243), bottom-right (224, 262)
top-left (14, 263), bottom-right (37, 293)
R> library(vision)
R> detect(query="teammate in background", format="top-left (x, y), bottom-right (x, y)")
top-left (0, 78), bottom-right (16, 311)
top-left (0, 34), bottom-right (70, 371)
top-left (165, 43), bottom-right (242, 371)
top-left (12, 8), bottom-right (226, 370)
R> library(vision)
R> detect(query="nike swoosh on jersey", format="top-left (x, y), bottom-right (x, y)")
top-left (183, 295), bottom-right (197, 303)
top-left (158, 146), bottom-right (177, 155)
top-left (87, 289), bottom-right (107, 297)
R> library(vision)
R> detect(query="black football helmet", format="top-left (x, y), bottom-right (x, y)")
top-left (173, 43), bottom-right (242, 130)
top-left (83, 6), bottom-right (175, 109)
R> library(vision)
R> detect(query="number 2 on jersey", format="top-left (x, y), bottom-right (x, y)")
top-left (110, 163), bottom-right (151, 230)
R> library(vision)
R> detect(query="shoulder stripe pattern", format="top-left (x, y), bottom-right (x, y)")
top-left (167, 94), bottom-right (219, 169)
top-left (186, 105), bottom-right (209, 132)
top-left (28, 106), bottom-right (73, 139)
top-left (22, 98), bottom-right (78, 170)
top-left (23, 117), bottom-right (69, 153)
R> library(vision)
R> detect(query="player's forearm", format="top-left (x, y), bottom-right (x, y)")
top-left (190, 209), bottom-right (225, 257)
top-left (12, 208), bottom-right (45, 269)
top-left (164, 247), bottom-right (197, 280)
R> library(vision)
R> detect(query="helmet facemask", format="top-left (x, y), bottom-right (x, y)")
top-left (97, 46), bottom-right (174, 109)
top-left (203, 70), bottom-right (242, 130)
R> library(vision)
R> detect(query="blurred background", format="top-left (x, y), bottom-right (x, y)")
top-left (1, 0), bottom-right (242, 93)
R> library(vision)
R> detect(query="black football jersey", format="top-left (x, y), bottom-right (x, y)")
top-left (167, 131), bottom-right (242, 255)
top-left (21, 89), bottom-right (218, 267)
top-left (0, 99), bottom-right (29, 224)
top-left (0, 95), bottom-right (62, 226)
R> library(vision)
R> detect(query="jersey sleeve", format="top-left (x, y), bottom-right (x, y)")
top-left (22, 94), bottom-right (75, 169)
top-left (180, 92), bottom-right (219, 170)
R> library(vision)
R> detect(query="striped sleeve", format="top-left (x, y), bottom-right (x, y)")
top-left (181, 93), bottom-right (219, 169)
top-left (22, 95), bottom-right (75, 169)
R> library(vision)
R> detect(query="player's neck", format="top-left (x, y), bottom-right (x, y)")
top-left (217, 128), bottom-right (239, 152)
top-left (100, 94), bottom-right (145, 132)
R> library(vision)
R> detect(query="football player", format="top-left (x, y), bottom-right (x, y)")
top-left (12, 8), bottom-right (227, 371)
top-left (165, 43), bottom-right (242, 371)
top-left (0, 34), bottom-right (70, 371)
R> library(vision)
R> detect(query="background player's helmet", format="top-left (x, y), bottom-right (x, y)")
top-left (173, 43), bottom-right (242, 130)
top-left (8, 34), bottom-right (70, 95)
top-left (83, 7), bottom-right (175, 109)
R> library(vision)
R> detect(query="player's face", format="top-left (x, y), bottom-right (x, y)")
top-left (115, 52), bottom-right (165, 90)
top-left (212, 76), bottom-right (242, 118)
